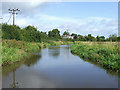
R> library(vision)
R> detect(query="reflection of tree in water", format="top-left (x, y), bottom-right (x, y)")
top-left (48, 47), bottom-right (60, 58)
top-left (64, 45), bottom-right (70, 50)
top-left (24, 54), bottom-right (41, 67)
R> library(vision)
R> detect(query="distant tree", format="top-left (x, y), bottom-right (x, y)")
top-left (63, 31), bottom-right (70, 35)
top-left (108, 34), bottom-right (118, 42)
top-left (84, 35), bottom-right (88, 41)
top-left (87, 34), bottom-right (96, 41)
top-left (24, 25), bottom-right (37, 31)
top-left (99, 36), bottom-right (105, 41)
top-left (48, 29), bottom-right (60, 39)
top-left (118, 36), bottom-right (120, 42)
top-left (71, 33), bottom-right (77, 39)
top-left (77, 35), bottom-right (84, 41)
top-left (96, 36), bottom-right (100, 41)
top-left (40, 31), bottom-right (48, 42)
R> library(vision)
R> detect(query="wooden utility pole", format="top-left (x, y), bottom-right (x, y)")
top-left (8, 8), bottom-right (20, 25)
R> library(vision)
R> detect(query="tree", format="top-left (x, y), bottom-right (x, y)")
top-left (99, 36), bottom-right (105, 41)
top-left (24, 25), bottom-right (37, 31)
top-left (71, 33), bottom-right (77, 39)
top-left (87, 34), bottom-right (96, 41)
top-left (2, 23), bottom-right (21, 40)
top-left (87, 34), bottom-right (92, 41)
top-left (63, 31), bottom-right (70, 35)
top-left (77, 35), bottom-right (84, 41)
top-left (108, 34), bottom-right (118, 42)
top-left (118, 36), bottom-right (120, 42)
top-left (48, 29), bottom-right (60, 39)
top-left (96, 36), bottom-right (100, 41)
top-left (40, 31), bottom-right (48, 42)
top-left (21, 25), bottom-right (41, 42)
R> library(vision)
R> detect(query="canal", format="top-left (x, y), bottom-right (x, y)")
top-left (2, 45), bottom-right (119, 88)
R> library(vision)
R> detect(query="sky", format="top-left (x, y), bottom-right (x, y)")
top-left (1, 1), bottom-right (118, 37)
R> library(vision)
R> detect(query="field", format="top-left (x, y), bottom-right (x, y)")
top-left (71, 41), bottom-right (120, 72)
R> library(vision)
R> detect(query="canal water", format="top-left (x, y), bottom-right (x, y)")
top-left (2, 45), bottom-right (119, 88)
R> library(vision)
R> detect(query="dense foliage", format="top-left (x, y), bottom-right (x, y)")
top-left (1, 23), bottom-right (119, 43)
top-left (2, 24), bottom-right (42, 42)
top-left (2, 40), bottom-right (43, 65)
top-left (63, 31), bottom-right (70, 35)
top-left (48, 29), bottom-right (61, 40)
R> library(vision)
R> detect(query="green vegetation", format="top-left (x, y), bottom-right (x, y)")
top-left (71, 42), bottom-right (120, 72)
top-left (48, 29), bottom-right (61, 39)
top-left (1, 23), bottom-right (119, 68)
top-left (2, 54), bottom-right (42, 75)
top-left (2, 24), bottom-right (41, 42)
top-left (1, 23), bottom-right (119, 42)
top-left (2, 40), bottom-right (44, 66)
top-left (62, 31), bottom-right (119, 42)
top-left (63, 31), bottom-right (70, 35)
top-left (2, 39), bottom-right (73, 66)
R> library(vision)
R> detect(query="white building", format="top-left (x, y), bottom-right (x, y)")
top-left (62, 35), bottom-right (74, 39)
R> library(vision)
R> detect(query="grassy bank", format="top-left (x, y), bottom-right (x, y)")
top-left (2, 39), bottom-right (73, 66)
top-left (71, 42), bottom-right (120, 72)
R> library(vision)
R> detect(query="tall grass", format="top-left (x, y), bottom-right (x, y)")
top-left (2, 40), bottom-right (43, 65)
top-left (71, 42), bottom-right (120, 72)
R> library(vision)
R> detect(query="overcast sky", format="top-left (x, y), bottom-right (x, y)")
top-left (1, 1), bottom-right (118, 37)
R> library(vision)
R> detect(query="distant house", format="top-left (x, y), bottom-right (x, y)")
top-left (62, 35), bottom-right (74, 39)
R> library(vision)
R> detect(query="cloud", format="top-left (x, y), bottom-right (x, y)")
top-left (37, 14), bottom-right (80, 24)
top-left (1, 2), bottom-right (118, 38)
top-left (2, 12), bottom-right (117, 37)
top-left (57, 17), bottom-right (118, 37)
top-left (1, 1), bottom-right (49, 17)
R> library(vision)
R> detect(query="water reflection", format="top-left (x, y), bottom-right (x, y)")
top-left (24, 54), bottom-right (41, 67)
top-left (2, 54), bottom-right (41, 75)
top-left (9, 69), bottom-right (19, 88)
top-left (2, 61), bottom-right (24, 76)
top-left (2, 45), bottom-right (119, 88)
top-left (72, 53), bottom-right (120, 77)
top-left (48, 47), bottom-right (60, 58)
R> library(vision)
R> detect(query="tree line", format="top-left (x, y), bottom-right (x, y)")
top-left (62, 30), bottom-right (119, 42)
top-left (1, 23), bottom-right (119, 42)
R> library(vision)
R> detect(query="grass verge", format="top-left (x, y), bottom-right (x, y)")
top-left (71, 42), bottom-right (120, 72)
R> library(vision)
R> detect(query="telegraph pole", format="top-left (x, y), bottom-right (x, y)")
top-left (8, 8), bottom-right (20, 25)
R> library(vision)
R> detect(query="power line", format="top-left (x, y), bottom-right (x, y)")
top-left (6, 14), bottom-right (12, 24)
top-left (8, 8), bottom-right (20, 25)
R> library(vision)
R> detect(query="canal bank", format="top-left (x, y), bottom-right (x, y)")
top-left (71, 42), bottom-right (120, 73)
top-left (2, 40), bottom-right (73, 66)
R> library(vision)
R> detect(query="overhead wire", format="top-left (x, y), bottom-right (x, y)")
top-left (6, 14), bottom-right (12, 24)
